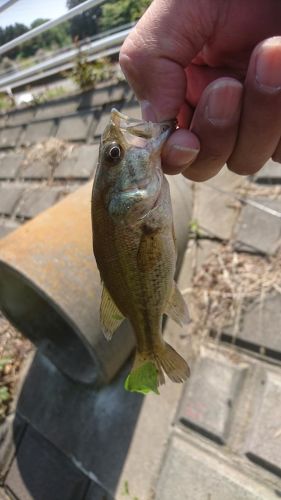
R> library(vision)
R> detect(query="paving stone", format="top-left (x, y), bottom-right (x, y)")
top-left (208, 165), bottom-right (246, 192)
top-left (234, 199), bottom-right (281, 255)
top-left (0, 153), bottom-right (24, 179)
top-left (54, 144), bottom-right (99, 179)
top-left (156, 435), bottom-right (278, 500)
top-left (5, 425), bottom-right (90, 500)
top-left (0, 127), bottom-right (22, 148)
top-left (20, 160), bottom-right (50, 180)
top-left (34, 98), bottom-right (79, 120)
top-left (0, 413), bottom-right (27, 479)
top-left (246, 369), bottom-right (281, 477)
top-left (21, 120), bottom-right (54, 145)
top-left (254, 159), bottom-right (281, 184)
top-left (7, 109), bottom-right (35, 127)
top-left (225, 292), bottom-right (281, 358)
top-left (178, 348), bottom-right (247, 444)
top-left (0, 187), bottom-right (24, 216)
top-left (16, 188), bottom-right (60, 219)
top-left (56, 112), bottom-right (93, 141)
top-left (193, 183), bottom-right (241, 240)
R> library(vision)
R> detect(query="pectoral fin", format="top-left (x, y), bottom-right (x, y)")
top-left (100, 285), bottom-right (125, 340)
top-left (164, 281), bottom-right (190, 326)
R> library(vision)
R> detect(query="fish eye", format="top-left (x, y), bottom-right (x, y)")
top-left (105, 143), bottom-right (122, 162)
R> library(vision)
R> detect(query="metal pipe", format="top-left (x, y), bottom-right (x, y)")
top-left (0, 178), bottom-right (192, 386)
top-left (0, 0), bottom-right (20, 14)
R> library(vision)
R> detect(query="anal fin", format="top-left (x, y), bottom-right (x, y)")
top-left (164, 281), bottom-right (190, 326)
top-left (100, 285), bottom-right (125, 340)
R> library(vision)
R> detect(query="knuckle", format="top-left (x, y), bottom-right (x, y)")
top-left (227, 159), bottom-right (260, 176)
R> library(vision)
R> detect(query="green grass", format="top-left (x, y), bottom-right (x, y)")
top-left (0, 94), bottom-right (13, 112)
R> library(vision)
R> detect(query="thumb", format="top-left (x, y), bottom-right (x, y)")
top-left (119, 0), bottom-right (217, 121)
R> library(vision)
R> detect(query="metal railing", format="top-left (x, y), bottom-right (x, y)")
top-left (0, 0), bottom-right (106, 57)
top-left (0, 28), bottom-right (131, 92)
top-left (0, 0), bottom-right (19, 14)
top-left (0, 0), bottom-right (134, 92)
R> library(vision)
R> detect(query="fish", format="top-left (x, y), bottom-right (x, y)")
top-left (91, 108), bottom-right (190, 393)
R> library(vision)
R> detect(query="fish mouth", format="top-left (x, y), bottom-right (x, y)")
top-left (111, 108), bottom-right (176, 140)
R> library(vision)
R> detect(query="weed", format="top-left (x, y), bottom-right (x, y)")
top-left (71, 50), bottom-right (113, 90)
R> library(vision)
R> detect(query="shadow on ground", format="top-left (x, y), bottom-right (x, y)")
top-left (7, 350), bottom-right (143, 499)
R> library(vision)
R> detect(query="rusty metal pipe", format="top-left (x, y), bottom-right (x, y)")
top-left (0, 178), bottom-right (192, 386)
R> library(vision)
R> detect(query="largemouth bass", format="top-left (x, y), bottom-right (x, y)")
top-left (92, 109), bottom-right (190, 393)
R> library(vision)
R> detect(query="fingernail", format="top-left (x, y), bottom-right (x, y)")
top-left (165, 144), bottom-right (199, 170)
top-left (256, 40), bottom-right (281, 91)
top-left (206, 82), bottom-right (242, 126)
top-left (140, 100), bottom-right (157, 121)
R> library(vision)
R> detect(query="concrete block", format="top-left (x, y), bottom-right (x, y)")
top-left (0, 152), bottom-right (24, 179)
top-left (20, 160), bottom-right (50, 180)
top-left (7, 108), bottom-right (35, 126)
top-left (227, 292), bottom-right (281, 357)
top-left (0, 127), bottom-right (22, 148)
top-left (246, 369), bottom-right (281, 477)
top-left (0, 187), bottom-right (24, 216)
top-left (254, 159), bottom-right (281, 184)
top-left (193, 183), bottom-right (241, 240)
top-left (54, 144), bottom-right (99, 179)
top-left (16, 188), bottom-right (60, 219)
top-left (79, 83), bottom-right (126, 109)
top-left (35, 98), bottom-right (79, 120)
top-left (0, 113), bottom-right (7, 128)
top-left (178, 348), bottom-right (247, 444)
top-left (156, 435), bottom-right (278, 500)
top-left (21, 120), bottom-right (55, 145)
top-left (56, 112), bottom-right (93, 141)
top-left (234, 199), bottom-right (281, 255)
top-left (5, 425), bottom-right (90, 500)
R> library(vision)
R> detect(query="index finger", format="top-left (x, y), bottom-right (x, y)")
top-left (119, 0), bottom-right (214, 121)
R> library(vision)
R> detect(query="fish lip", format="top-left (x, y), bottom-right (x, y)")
top-left (111, 108), bottom-right (176, 139)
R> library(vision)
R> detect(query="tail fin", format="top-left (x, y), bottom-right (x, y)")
top-left (127, 343), bottom-right (190, 394)
top-left (155, 342), bottom-right (190, 383)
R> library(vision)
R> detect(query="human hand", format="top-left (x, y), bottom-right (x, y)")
top-left (120, 0), bottom-right (281, 181)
